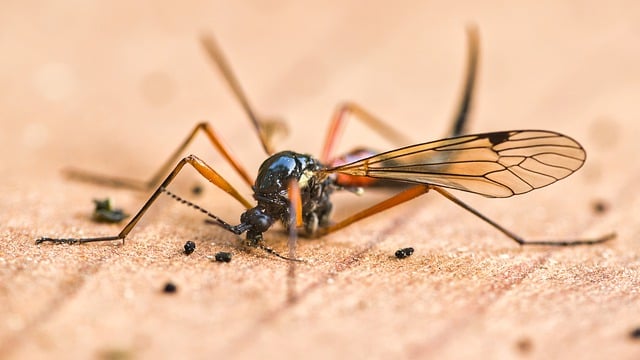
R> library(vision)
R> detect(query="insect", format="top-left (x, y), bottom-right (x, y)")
top-left (35, 28), bottom-right (614, 256)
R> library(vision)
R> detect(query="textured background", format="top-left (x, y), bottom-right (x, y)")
top-left (2, 1), bottom-right (639, 359)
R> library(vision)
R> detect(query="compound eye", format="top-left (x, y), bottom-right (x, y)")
top-left (252, 213), bottom-right (271, 232)
top-left (241, 208), bottom-right (272, 233)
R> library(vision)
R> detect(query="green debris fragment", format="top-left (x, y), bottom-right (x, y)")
top-left (92, 198), bottom-right (129, 223)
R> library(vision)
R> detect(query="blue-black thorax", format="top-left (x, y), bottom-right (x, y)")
top-left (240, 151), bottom-right (335, 243)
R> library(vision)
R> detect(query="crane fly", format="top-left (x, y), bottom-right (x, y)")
top-left (35, 27), bottom-right (614, 260)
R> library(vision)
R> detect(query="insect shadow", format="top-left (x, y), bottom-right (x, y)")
top-left (36, 27), bottom-right (615, 264)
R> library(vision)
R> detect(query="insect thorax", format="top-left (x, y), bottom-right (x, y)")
top-left (250, 151), bottom-right (334, 236)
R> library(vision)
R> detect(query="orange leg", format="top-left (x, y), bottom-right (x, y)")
top-left (320, 27), bottom-right (480, 164)
top-left (66, 34), bottom-right (288, 190)
top-left (37, 155), bottom-right (252, 245)
top-left (286, 180), bottom-right (303, 303)
top-left (317, 185), bottom-right (431, 236)
top-left (318, 184), bottom-right (614, 246)
top-left (64, 122), bottom-right (254, 190)
top-left (320, 102), bottom-right (412, 163)
top-left (201, 35), bottom-right (286, 156)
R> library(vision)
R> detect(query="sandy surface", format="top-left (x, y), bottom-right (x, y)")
top-left (2, 1), bottom-right (640, 359)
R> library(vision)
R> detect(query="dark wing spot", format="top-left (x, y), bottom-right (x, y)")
top-left (487, 131), bottom-right (511, 145)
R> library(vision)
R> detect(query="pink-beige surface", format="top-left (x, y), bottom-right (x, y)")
top-left (1, 1), bottom-right (639, 359)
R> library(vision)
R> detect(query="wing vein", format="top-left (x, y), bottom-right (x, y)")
top-left (325, 130), bottom-right (585, 198)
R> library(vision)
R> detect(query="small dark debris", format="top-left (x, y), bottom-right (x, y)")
top-left (192, 184), bottom-right (203, 196)
top-left (395, 247), bottom-right (414, 259)
top-left (184, 241), bottom-right (196, 255)
top-left (92, 198), bottom-right (129, 223)
top-left (630, 327), bottom-right (640, 339)
top-left (214, 252), bottom-right (232, 263)
top-left (592, 199), bottom-right (609, 214)
top-left (163, 282), bottom-right (177, 294)
top-left (515, 337), bottom-right (533, 353)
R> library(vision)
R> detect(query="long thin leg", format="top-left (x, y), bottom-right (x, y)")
top-left (432, 187), bottom-right (615, 246)
top-left (317, 185), bottom-right (431, 236)
top-left (201, 35), bottom-right (281, 155)
top-left (37, 155), bottom-right (252, 245)
top-left (317, 184), bottom-right (614, 246)
top-left (320, 27), bottom-right (480, 163)
top-left (64, 122), bottom-right (254, 189)
top-left (320, 102), bottom-right (413, 163)
top-left (448, 25), bottom-right (479, 137)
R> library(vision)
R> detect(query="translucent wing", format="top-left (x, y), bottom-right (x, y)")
top-left (323, 130), bottom-right (586, 198)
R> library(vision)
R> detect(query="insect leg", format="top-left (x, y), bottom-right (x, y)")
top-left (432, 187), bottom-right (615, 246)
top-left (286, 180), bottom-right (302, 303)
top-left (317, 185), bottom-right (431, 236)
top-left (201, 35), bottom-right (285, 155)
top-left (320, 102), bottom-right (412, 163)
top-left (448, 25), bottom-right (479, 137)
top-left (64, 122), bottom-right (254, 189)
top-left (37, 155), bottom-right (252, 245)
top-left (320, 26), bottom-right (480, 163)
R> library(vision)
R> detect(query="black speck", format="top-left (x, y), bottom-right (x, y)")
top-left (163, 282), bottom-right (177, 294)
top-left (92, 198), bottom-right (129, 223)
top-left (592, 200), bottom-right (609, 214)
top-left (184, 241), bottom-right (196, 255)
top-left (630, 327), bottom-right (640, 339)
top-left (192, 184), bottom-right (203, 196)
top-left (395, 247), bottom-right (414, 259)
top-left (487, 131), bottom-right (510, 146)
top-left (214, 252), bottom-right (232, 263)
